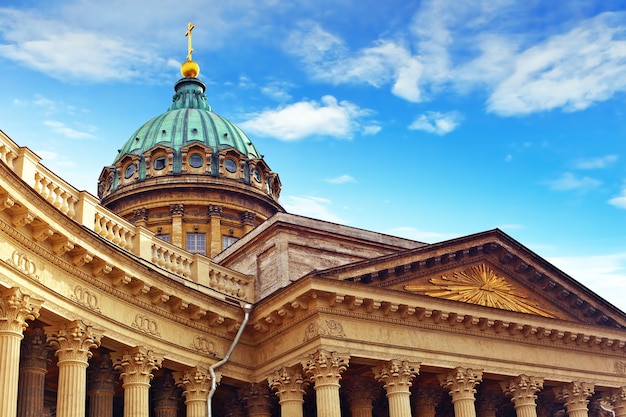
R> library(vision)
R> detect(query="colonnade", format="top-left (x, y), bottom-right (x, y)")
top-left (1, 286), bottom-right (624, 417)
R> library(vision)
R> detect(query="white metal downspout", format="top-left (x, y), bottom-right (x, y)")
top-left (207, 302), bottom-right (253, 417)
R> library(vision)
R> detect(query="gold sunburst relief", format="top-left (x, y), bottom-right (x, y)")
top-left (404, 263), bottom-right (554, 318)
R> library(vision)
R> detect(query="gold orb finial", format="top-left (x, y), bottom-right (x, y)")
top-left (182, 22), bottom-right (200, 78)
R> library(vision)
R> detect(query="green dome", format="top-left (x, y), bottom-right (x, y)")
top-left (114, 77), bottom-right (261, 163)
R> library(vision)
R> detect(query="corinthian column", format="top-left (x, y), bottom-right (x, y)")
top-left (112, 346), bottom-right (163, 417)
top-left (343, 377), bottom-right (380, 417)
top-left (46, 320), bottom-right (103, 417)
top-left (153, 371), bottom-right (179, 417)
top-left (88, 353), bottom-right (116, 417)
top-left (605, 387), bottom-right (626, 417)
top-left (554, 381), bottom-right (594, 417)
top-left (18, 327), bottom-right (51, 417)
top-left (268, 366), bottom-right (308, 417)
top-left (439, 367), bottom-right (483, 417)
top-left (174, 366), bottom-right (216, 417)
top-left (0, 288), bottom-right (43, 417)
top-left (374, 360), bottom-right (419, 417)
top-left (413, 383), bottom-right (442, 417)
top-left (241, 382), bottom-right (272, 417)
top-left (301, 349), bottom-right (349, 417)
top-left (501, 375), bottom-right (544, 417)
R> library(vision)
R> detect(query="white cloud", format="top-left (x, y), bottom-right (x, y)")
top-left (388, 226), bottom-right (459, 243)
top-left (487, 12), bottom-right (626, 116)
top-left (240, 96), bottom-right (369, 141)
top-left (408, 111), bottom-right (462, 135)
top-left (548, 253), bottom-right (626, 312)
top-left (43, 120), bottom-right (96, 140)
top-left (280, 195), bottom-right (344, 223)
top-left (325, 175), bottom-right (356, 184)
top-left (608, 187), bottom-right (626, 209)
top-left (260, 81), bottom-right (294, 102)
top-left (362, 125), bottom-right (382, 135)
top-left (545, 172), bottom-right (601, 192)
top-left (575, 154), bottom-right (618, 170)
top-left (285, 23), bottom-right (425, 102)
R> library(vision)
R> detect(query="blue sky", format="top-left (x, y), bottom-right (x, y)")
top-left (1, 1), bottom-right (626, 310)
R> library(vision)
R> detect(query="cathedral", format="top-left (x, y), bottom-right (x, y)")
top-left (1, 25), bottom-right (626, 417)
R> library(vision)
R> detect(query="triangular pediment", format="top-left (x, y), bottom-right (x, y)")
top-left (398, 261), bottom-right (559, 319)
top-left (312, 229), bottom-right (626, 328)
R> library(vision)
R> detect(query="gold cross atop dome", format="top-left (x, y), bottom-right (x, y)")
top-left (181, 22), bottom-right (200, 78)
top-left (185, 22), bottom-right (195, 61)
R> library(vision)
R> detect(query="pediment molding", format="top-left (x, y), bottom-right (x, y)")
top-left (313, 234), bottom-right (626, 329)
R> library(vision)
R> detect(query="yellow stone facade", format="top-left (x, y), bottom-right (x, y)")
top-left (1, 121), bottom-right (626, 417)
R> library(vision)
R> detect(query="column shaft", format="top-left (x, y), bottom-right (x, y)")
top-left (302, 349), bottom-right (349, 417)
top-left (0, 288), bottom-right (43, 417)
top-left (18, 367), bottom-right (47, 417)
top-left (89, 390), bottom-right (114, 417)
top-left (46, 320), bottom-right (103, 417)
top-left (439, 367), bottom-right (483, 417)
top-left (0, 332), bottom-right (22, 417)
top-left (112, 346), bottom-right (163, 417)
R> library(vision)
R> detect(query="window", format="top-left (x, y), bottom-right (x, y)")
top-left (186, 233), bottom-right (206, 255)
top-left (252, 168), bottom-right (261, 183)
top-left (153, 157), bottom-right (166, 170)
top-left (224, 158), bottom-right (237, 173)
top-left (124, 163), bottom-right (136, 179)
top-left (189, 154), bottom-right (203, 168)
top-left (157, 234), bottom-right (170, 242)
top-left (222, 235), bottom-right (239, 250)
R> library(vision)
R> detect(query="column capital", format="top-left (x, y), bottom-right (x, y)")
top-left (373, 359), bottom-right (420, 394)
top-left (301, 349), bottom-right (350, 386)
top-left (111, 346), bottom-right (163, 385)
top-left (240, 382), bottom-right (273, 415)
top-left (88, 352), bottom-right (116, 391)
top-left (268, 366), bottom-right (308, 402)
top-left (174, 365), bottom-right (218, 402)
top-left (501, 375), bottom-right (544, 407)
top-left (21, 327), bottom-right (52, 368)
top-left (605, 387), bottom-right (626, 417)
top-left (439, 367), bottom-right (483, 398)
top-left (343, 377), bottom-right (380, 409)
top-left (0, 287), bottom-right (43, 334)
top-left (554, 381), bottom-right (594, 411)
top-left (45, 320), bottom-right (103, 363)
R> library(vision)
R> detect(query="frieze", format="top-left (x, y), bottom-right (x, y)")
top-left (303, 319), bottom-right (346, 342)
top-left (7, 250), bottom-right (39, 280)
top-left (615, 361), bottom-right (626, 375)
top-left (132, 314), bottom-right (161, 337)
top-left (72, 285), bottom-right (101, 312)
top-left (190, 335), bottom-right (217, 357)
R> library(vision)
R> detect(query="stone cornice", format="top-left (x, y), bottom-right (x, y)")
top-left (251, 276), bottom-right (626, 355)
top-left (311, 233), bottom-right (626, 329)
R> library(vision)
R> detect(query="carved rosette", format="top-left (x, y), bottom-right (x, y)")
top-left (301, 349), bottom-right (350, 387)
top-left (373, 360), bottom-right (420, 394)
top-left (0, 287), bottom-right (43, 334)
top-left (501, 375), bottom-right (544, 407)
top-left (439, 367), bottom-right (483, 399)
top-left (268, 366), bottom-right (308, 402)
top-left (174, 366), bottom-right (217, 402)
top-left (45, 320), bottom-right (103, 363)
top-left (554, 381), bottom-right (595, 415)
top-left (112, 346), bottom-right (163, 385)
